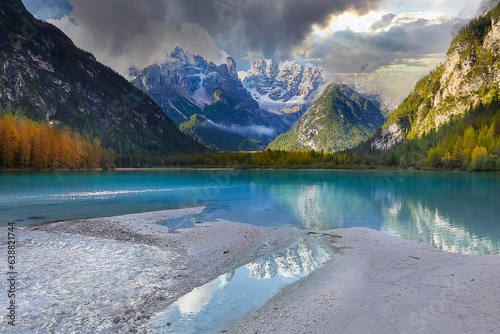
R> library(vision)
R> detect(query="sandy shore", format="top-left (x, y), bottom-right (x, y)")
top-left (4, 208), bottom-right (306, 333)
top-left (229, 227), bottom-right (500, 334)
top-left (4, 210), bottom-right (500, 333)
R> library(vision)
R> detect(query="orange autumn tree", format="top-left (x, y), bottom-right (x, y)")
top-left (0, 109), bottom-right (115, 169)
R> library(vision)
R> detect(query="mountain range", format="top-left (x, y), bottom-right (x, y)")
top-left (130, 48), bottom-right (328, 151)
top-left (0, 0), bottom-right (384, 158)
top-left (130, 47), bottom-right (386, 152)
top-left (242, 59), bottom-right (324, 116)
top-left (2, 0), bottom-right (498, 169)
top-left (0, 0), bottom-right (205, 162)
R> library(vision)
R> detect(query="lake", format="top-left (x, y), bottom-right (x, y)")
top-left (1, 169), bottom-right (499, 254)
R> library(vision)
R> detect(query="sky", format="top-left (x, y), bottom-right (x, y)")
top-left (23, 0), bottom-right (489, 106)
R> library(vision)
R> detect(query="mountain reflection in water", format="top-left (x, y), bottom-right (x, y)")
top-left (142, 236), bottom-right (339, 334)
top-left (265, 171), bottom-right (500, 254)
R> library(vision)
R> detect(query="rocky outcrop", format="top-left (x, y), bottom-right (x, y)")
top-left (371, 124), bottom-right (403, 150)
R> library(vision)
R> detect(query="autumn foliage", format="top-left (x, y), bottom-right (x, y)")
top-left (0, 110), bottom-right (115, 170)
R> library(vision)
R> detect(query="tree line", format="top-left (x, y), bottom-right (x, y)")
top-left (165, 100), bottom-right (500, 171)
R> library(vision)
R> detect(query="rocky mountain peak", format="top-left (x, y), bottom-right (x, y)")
top-left (130, 47), bottom-right (259, 126)
top-left (170, 46), bottom-right (186, 59)
top-left (248, 59), bottom-right (279, 79)
top-left (167, 46), bottom-right (206, 69)
top-left (225, 56), bottom-right (237, 76)
top-left (267, 83), bottom-right (385, 152)
top-left (243, 59), bottom-right (324, 113)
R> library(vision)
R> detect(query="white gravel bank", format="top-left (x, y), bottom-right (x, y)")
top-left (0, 208), bottom-right (305, 333)
top-left (229, 227), bottom-right (500, 334)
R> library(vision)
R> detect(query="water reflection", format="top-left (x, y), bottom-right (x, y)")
top-left (1, 171), bottom-right (498, 254)
top-left (381, 200), bottom-right (500, 255)
top-left (261, 171), bottom-right (500, 254)
top-left (248, 237), bottom-right (332, 279)
top-left (174, 273), bottom-right (232, 315)
top-left (142, 236), bottom-right (338, 334)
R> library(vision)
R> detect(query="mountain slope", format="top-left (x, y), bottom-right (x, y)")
top-left (268, 84), bottom-right (385, 152)
top-left (372, 4), bottom-right (500, 150)
top-left (0, 0), bottom-right (205, 159)
top-left (131, 47), bottom-right (259, 127)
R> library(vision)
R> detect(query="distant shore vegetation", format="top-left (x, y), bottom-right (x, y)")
top-left (1, 99), bottom-right (499, 171)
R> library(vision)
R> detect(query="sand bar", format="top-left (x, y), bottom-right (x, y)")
top-left (2, 208), bottom-right (306, 333)
top-left (229, 227), bottom-right (500, 334)
top-left (3, 209), bottom-right (500, 333)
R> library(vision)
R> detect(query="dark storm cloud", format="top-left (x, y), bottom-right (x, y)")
top-left (48, 0), bottom-right (383, 71)
top-left (47, 0), bottom-right (228, 74)
top-left (171, 0), bottom-right (383, 60)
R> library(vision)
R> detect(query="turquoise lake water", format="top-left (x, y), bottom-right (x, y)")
top-left (1, 170), bottom-right (499, 254)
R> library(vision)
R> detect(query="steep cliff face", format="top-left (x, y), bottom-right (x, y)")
top-left (0, 0), bottom-right (205, 155)
top-left (131, 47), bottom-right (258, 127)
top-left (243, 59), bottom-right (324, 115)
top-left (268, 84), bottom-right (385, 152)
top-left (373, 5), bottom-right (500, 150)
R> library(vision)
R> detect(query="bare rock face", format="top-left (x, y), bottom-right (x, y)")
top-left (243, 59), bottom-right (324, 114)
top-left (131, 47), bottom-right (258, 126)
top-left (371, 124), bottom-right (403, 151)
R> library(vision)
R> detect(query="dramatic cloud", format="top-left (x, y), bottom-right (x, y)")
top-left (288, 10), bottom-right (473, 108)
top-left (182, 0), bottom-right (383, 62)
top-left (298, 13), bottom-right (468, 74)
top-left (35, 0), bottom-right (487, 107)
top-left (47, 0), bottom-right (383, 74)
top-left (48, 0), bottom-right (229, 75)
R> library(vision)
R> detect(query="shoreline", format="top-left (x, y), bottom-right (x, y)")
top-left (6, 208), bottom-right (308, 333)
top-left (2, 167), bottom-right (497, 174)
top-left (229, 228), bottom-right (500, 334)
top-left (3, 210), bottom-right (500, 333)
